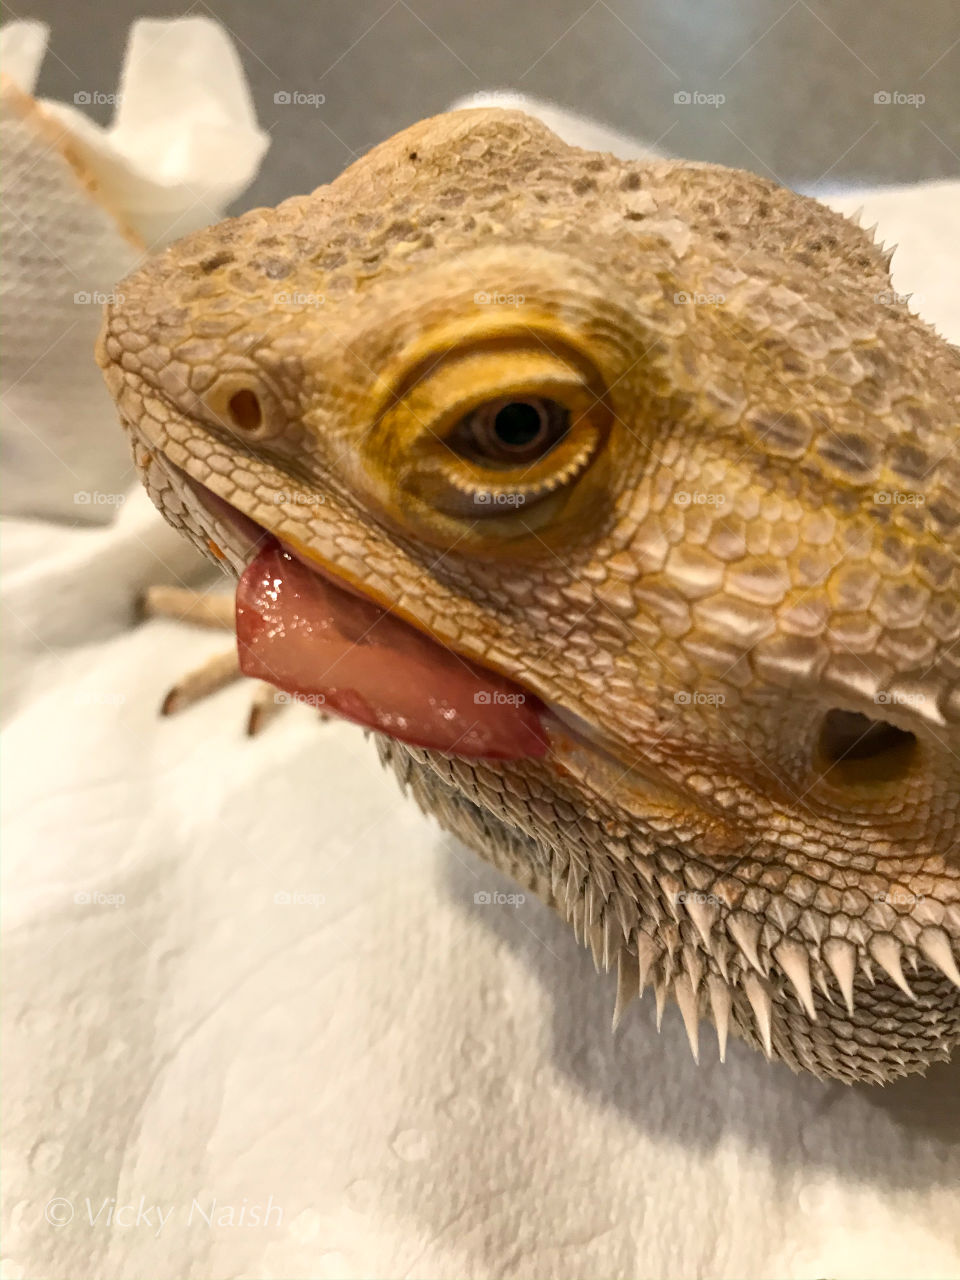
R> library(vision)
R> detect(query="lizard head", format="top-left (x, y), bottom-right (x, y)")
top-left (98, 108), bottom-right (960, 1083)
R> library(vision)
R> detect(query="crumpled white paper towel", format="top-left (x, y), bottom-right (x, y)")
top-left (0, 17), bottom-right (267, 525)
top-left (3, 85), bottom-right (960, 1280)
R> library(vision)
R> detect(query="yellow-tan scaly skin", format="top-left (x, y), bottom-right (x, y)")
top-left (97, 109), bottom-right (960, 1084)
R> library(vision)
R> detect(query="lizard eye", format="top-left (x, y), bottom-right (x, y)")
top-left (425, 379), bottom-right (605, 522)
top-left (450, 396), bottom-right (571, 465)
top-left (360, 323), bottom-right (620, 549)
top-left (368, 339), bottom-right (612, 535)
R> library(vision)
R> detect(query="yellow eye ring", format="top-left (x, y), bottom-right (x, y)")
top-left (371, 347), bottom-right (609, 520)
top-left (347, 314), bottom-right (623, 553)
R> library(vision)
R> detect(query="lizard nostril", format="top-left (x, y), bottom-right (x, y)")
top-left (816, 709), bottom-right (916, 785)
top-left (197, 375), bottom-right (284, 442)
top-left (227, 389), bottom-right (263, 433)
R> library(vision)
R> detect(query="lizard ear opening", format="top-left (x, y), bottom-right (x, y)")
top-left (816, 709), bottom-right (917, 785)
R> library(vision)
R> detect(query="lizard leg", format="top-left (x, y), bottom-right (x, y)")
top-left (246, 680), bottom-right (288, 736)
top-left (141, 585), bottom-right (279, 733)
top-left (140, 585), bottom-right (330, 735)
top-left (140, 585), bottom-right (235, 630)
top-left (160, 648), bottom-right (244, 717)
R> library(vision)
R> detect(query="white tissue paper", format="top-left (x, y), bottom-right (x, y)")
top-left (3, 71), bottom-right (960, 1280)
top-left (0, 17), bottom-right (268, 524)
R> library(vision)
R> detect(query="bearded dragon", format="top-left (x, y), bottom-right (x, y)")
top-left (96, 108), bottom-right (960, 1085)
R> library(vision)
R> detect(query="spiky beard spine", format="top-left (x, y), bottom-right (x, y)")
top-left (378, 737), bottom-right (960, 1086)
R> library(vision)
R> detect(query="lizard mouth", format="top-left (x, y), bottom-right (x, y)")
top-left (176, 466), bottom-right (551, 759)
top-left (236, 535), bottom-right (551, 759)
top-left (172, 463), bottom-right (742, 841)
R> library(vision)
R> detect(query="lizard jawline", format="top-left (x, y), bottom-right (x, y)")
top-left (176, 463), bottom-right (736, 838)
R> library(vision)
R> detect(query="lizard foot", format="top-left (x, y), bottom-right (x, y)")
top-left (140, 585), bottom-right (326, 736)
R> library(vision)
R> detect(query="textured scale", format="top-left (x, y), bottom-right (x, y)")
top-left (97, 109), bottom-right (960, 1084)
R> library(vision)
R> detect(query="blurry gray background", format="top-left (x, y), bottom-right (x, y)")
top-left (12, 0), bottom-right (960, 210)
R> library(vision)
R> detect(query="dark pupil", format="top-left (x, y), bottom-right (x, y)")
top-left (492, 401), bottom-right (544, 448)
